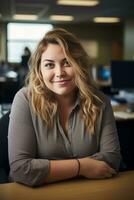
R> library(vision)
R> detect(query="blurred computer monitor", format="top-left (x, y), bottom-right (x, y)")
top-left (111, 60), bottom-right (134, 90)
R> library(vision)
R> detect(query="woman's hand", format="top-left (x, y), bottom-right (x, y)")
top-left (79, 157), bottom-right (117, 179)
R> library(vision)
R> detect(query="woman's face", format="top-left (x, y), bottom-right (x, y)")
top-left (40, 43), bottom-right (76, 97)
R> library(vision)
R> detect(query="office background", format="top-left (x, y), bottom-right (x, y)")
top-left (0, 0), bottom-right (134, 63)
top-left (0, 0), bottom-right (134, 102)
top-left (0, 1), bottom-right (134, 183)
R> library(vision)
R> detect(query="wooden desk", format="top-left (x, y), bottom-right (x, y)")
top-left (0, 171), bottom-right (134, 200)
top-left (113, 104), bottom-right (134, 120)
top-left (113, 104), bottom-right (128, 112)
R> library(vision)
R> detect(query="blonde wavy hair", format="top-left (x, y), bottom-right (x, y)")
top-left (26, 28), bottom-right (102, 134)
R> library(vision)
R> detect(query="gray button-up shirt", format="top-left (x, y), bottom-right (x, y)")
top-left (8, 87), bottom-right (121, 186)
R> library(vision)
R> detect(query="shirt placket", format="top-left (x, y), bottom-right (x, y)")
top-left (57, 114), bottom-right (73, 156)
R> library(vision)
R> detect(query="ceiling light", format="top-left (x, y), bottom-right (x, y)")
top-left (13, 14), bottom-right (38, 20)
top-left (50, 15), bottom-right (74, 21)
top-left (93, 17), bottom-right (120, 23)
top-left (57, 0), bottom-right (99, 6)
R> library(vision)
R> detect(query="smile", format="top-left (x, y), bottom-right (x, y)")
top-left (52, 79), bottom-right (71, 83)
top-left (52, 79), bottom-right (71, 86)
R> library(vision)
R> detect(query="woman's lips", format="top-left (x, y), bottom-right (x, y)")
top-left (52, 79), bottom-right (71, 85)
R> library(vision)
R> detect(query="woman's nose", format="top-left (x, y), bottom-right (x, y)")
top-left (55, 65), bottom-right (65, 78)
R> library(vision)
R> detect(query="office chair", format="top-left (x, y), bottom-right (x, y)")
top-left (0, 111), bottom-right (10, 183)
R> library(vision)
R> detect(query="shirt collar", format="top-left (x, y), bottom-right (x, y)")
top-left (72, 93), bottom-right (81, 111)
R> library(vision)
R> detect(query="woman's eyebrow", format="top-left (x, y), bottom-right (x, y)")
top-left (61, 58), bottom-right (67, 62)
top-left (42, 58), bottom-right (67, 63)
top-left (43, 59), bottom-right (54, 62)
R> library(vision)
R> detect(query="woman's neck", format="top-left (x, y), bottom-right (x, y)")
top-left (56, 92), bottom-right (77, 110)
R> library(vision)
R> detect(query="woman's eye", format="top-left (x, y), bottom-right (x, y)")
top-left (63, 60), bottom-right (70, 67)
top-left (44, 63), bottom-right (54, 69)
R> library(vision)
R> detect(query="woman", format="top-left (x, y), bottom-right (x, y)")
top-left (20, 47), bottom-right (31, 86)
top-left (8, 28), bottom-right (121, 187)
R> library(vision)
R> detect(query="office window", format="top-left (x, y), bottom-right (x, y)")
top-left (7, 23), bottom-right (53, 63)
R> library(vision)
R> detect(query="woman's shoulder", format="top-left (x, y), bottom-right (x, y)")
top-left (12, 87), bottom-right (30, 106)
top-left (10, 87), bottom-right (33, 122)
top-left (15, 87), bottom-right (28, 98)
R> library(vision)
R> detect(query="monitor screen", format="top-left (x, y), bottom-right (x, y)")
top-left (111, 60), bottom-right (134, 90)
top-left (98, 67), bottom-right (111, 81)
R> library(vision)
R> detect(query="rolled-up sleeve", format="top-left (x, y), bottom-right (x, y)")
top-left (8, 89), bottom-right (50, 187)
top-left (90, 97), bottom-right (121, 171)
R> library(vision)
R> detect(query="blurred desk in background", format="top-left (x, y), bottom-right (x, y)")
top-left (0, 103), bottom-right (11, 118)
top-left (113, 104), bottom-right (134, 120)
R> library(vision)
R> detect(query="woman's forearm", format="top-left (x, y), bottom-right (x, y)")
top-left (44, 159), bottom-right (79, 183)
top-left (79, 157), bottom-right (117, 179)
top-left (44, 156), bottom-right (116, 184)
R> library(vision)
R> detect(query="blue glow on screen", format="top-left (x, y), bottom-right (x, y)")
top-left (98, 68), bottom-right (111, 81)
